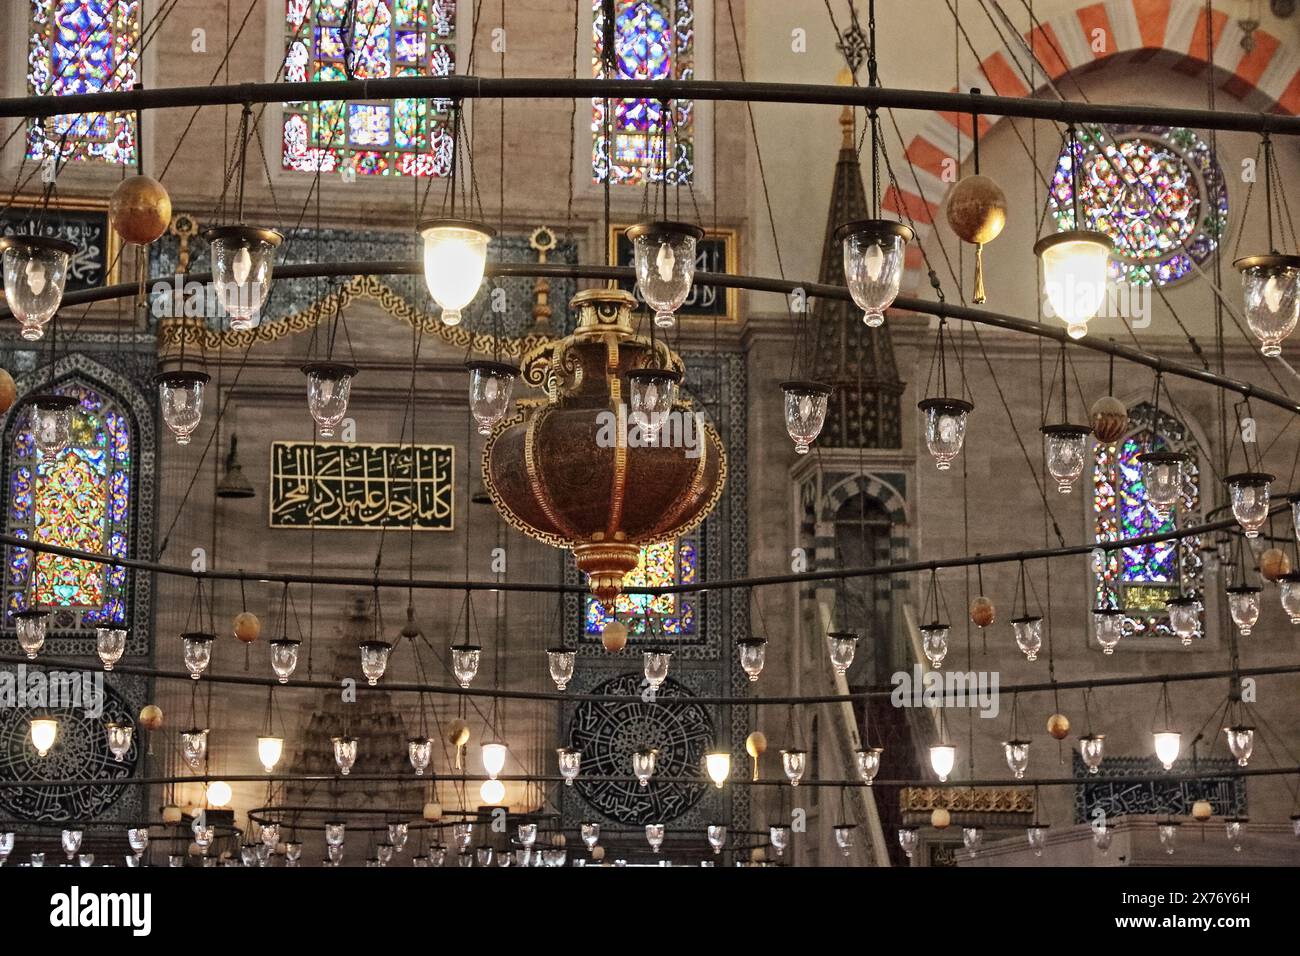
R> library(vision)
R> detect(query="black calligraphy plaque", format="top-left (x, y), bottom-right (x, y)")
top-left (608, 225), bottom-right (737, 320)
top-left (269, 442), bottom-right (454, 530)
top-left (0, 197), bottom-right (119, 292)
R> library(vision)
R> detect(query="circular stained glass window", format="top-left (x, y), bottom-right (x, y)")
top-left (1049, 125), bottom-right (1227, 287)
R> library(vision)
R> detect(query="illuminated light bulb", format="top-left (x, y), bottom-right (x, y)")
top-left (451, 644), bottom-right (481, 688)
top-left (1012, 615), bottom-right (1043, 662)
top-left (1235, 254), bottom-right (1300, 356)
top-left (736, 637), bottom-right (767, 682)
top-left (1003, 739), bottom-right (1031, 779)
top-left (0, 234), bottom-right (75, 340)
top-left (704, 751), bottom-right (731, 788)
top-left (918, 397), bottom-right (973, 470)
top-left (302, 363), bottom-right (357, 439)
top-left (332, 734), bottom-right (358, 775)
top-left (826, 631), bottom-right (858, 676)
top-left (855, 746), bottom-right (883, 785)
top-left (632, 748), bottom-right (657, 787)
top-left (418, 218), bottom-right (495, 326)
top-left (833, 824), bottom-right (856, 858)
top-left (25, 258), bottom-right (47, 296)
top-left (481, 742), bottom-right (508, 779)
top-left (627, 221), bottom-right (703, 329)
top-left (546, 648), bottom-right (575, 691)
top-left (466, 360), bottom-right (518, 436)
top-left (1079, 733), bottom-right (1106, 774)
top-left (557, 746), bottom-right (582, 785)
top-left (95, 627), bottom-right (127, 670)
top-left (30, 717), bottom-right (58, 757)
top-left (837, 219), bottom-right (913, 327)
top-left (1093, 607), bottom-right (1126, 655)
top-left (480, 778), bottom-right (506, 805)
top-left (1225, 472), bottom-right (1273, 537)
top-left (257, 734), bottom-right (284, 772)
top-left (897, 826), bottom-right (919, 860)
top-left (1227, 586), bottom-right (1261, 636)
top-left (920, 622), bottom-right (950, 668)
top-left (358, 640), bottom-right (392, 686)
top-left (105, 722), bottom-right (133, 762)
top-left (655, 242), bottom-right (675, 282)
top-left (180, 728), bottom-right (208, 770)
top-left (781, 381), bottom-right (831, 454)
top-left (780, 748), bottom-right (807, 787)
top-left (205, 780), bottom-right (232, 807)
top-left (1224, 725), bottom-right (1255, 767)
top-left (1034, 230), bottom-right (1113, 339)
top-left (929, 743), bottom-right (956, 783)
top-left (269, 638), bottom-right (301, 683)
top-left (1153, 730), bottom-right (1181, 770)
top-left (408, 736), bottom-right (433, 775)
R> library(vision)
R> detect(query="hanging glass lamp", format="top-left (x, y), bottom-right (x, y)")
top-left (465, 360), bottom-right (518, 436)
top-left (855, 746), bottom-right (883, 785)
top-left (204, 225), bottom-right (282, 330)
top-left (269, 638), bottom-right (301, 683)
top-left (156, 370), bottom-right (210, 446)
top-left (104, 722), bottom-right (133, 762)
top-left (14, 609), bottom-right (48, 660)
top-left (546, 647), bottom-right (576, 690)
top-left (30, 394), bottom-right (76, 457)
top-left (919, 622), bottom-right (950, 668)
top-left (736, 637), bottom-right (767, 682)
top-left (181, 632), bottom-right (214, 678)
top-left (918, 397), bottom-right (973, 470)
top-left (1226, 472), bottom-right (1273, 537)
top-left (408, 736), bottom-right (433, 775)
top-left (1035, 230), bottom-right (1113, 339)
top-left (780, 381), bottom-right (831, 454)
top-left (1138, 450), bottom-right (1187, 520)
top-left (302, 362), bottom-right (357, 439)
top-left (332, 734), bottom-right (358, 775)
top-left (826, 631), bottom-right (858, 676)
top-left (1235, 253), bottom-right (1300, 356)
top-left (836, 219), bottom-right (913, 327)
top-left (180, 728), bottom-right (208, 769)
top-left (1224, 725), bottom-right (1255, 767)
top-left (1227, 586), bottom-right (1261, 636)
top-left (929, 743), bottom-right (956, 783)
top-left (1003, 739), bottom-right (1031, 779)
top-left (0, 234), bottom-right (76, 340)
top-left (1041, 423), bottom-right (1092, 493)
top-left (1093, 607), bottom-right (1125, 655)
top-left (557, 746), bottom-right (582, 785)
top-left (780, 748), bottom-right (807, 787)
top-left (1011, 615), bottom-right (1043, 662)
top-left (95, 627), bottom-right (127, 670)
top-left (358, 640), bottom-right (392, 686)
top-left (418, 219), bottom-right (495, 327)
top-left (1078, 733), bottom-right (1105, 774)
top-left (451, 643), bottom-right (481, 688)
top-left (626, 367), bottom-right (681, 437)
top-left (627, 220), bottom-right (704, 329)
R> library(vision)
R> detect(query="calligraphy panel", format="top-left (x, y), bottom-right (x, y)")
top-left (269, 442), bottom-right (453, 530)
top-left (0, 196), bottom-right (120, 292)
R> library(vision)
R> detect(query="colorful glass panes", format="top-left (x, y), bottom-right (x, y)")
top-left (7, 382), bottom-right (131, 630)
top-left (282, 0), bottom-right (456, 177)
top-left (592, 0), bottom-right (694, 185)
top-left (26, 0), bottom-right (142, 166)
top-left (1050, 125), bottom-right (1227, 287)
top-left (1092, 406), bottom-right (1201, 638)
top-left (585, 538), bottom-right (697, 635)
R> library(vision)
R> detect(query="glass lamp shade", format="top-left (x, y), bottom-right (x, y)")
top-left (1281, 572), bottom-right (1300, 623)
top-left (920, 623), bottom-right (950, 668)
top-left (474, 845), bottom-right (494, 868)
top-left (450, 644), bottom-right (481, 688)
top-left (269, 638), bottom-right (301, 683)
top-left (104, 722), bottom-right (133, 762)
top-left (780, 381), bottom-right (831, 455)
top-left (855, 746), bottom-right (884, 785)
top-left (645, 822), bottom-right (667, 853)
top-left (897, 826), bottom-right (920, 859)
top-left (557, 746), bottom-right (582, 785)
top-left (324, 821), bottom-right (346, 847)
top-left (260, 823), bottom-right (281, 849)
top-left (626, 367), bottom-right (681, 436)
top-left (385, 826), bottom-right (407, 855)
top-left (627, 220), bottom-right (705, 328)
top-left (1153, 730), bottom-right (1181, 770)
top-left (156, 370), bottom-right (210, 446)
top-left (180, 728), bottom-right (208, 770)
top-left (517, 823), bottom-right (538, 847)
top-left (706, 823), bottom-right (726, 854)
top-left (127, 828), bottom-right (149, 856)
top-left (918, 397), bottom-right (973, 470)
top-left (428, 845), bottom-right (448, 867)
top-left (203, 225), bottom-right (282, 330)
top-left (1003, 739), bottom-right (1031, 779)
top-left (768, 823), bottom-right (791, 858)
top-left (301, 362), bottom-right (357, 439)
top-left (643, 649), bottom-right (672, 690)
top-left (481, 742), bottom-right (508, 779)
top-left (1092, 824), bottom-right (1112, 854)
top-left (30, 852), bottom-right (45, 868)
top-left (1093, 607), bottom-right (1126, 655)
top-left (408, 736), bottom-right (433, 775)
top-left (632, 748), bottom-right (657, 787)
top-left (962, 826), bottom-right (984, 857)
top-left (780, 748), bottom-right (807, 786)
top-left (1041, 423), bottom-right (1092, 493)
top-left (826, 631), bottom-right (859, 675)
top-left (580, 822), bottom-right (600, 850)
top-left (418, 219), bottom-right (495, 326)
top-left (1226, 472), bottom-right (1273, 537)
top-left (1026, 824), bottom-right (1049, 857)
top-left (929, 743), bottom-right (956, 783)
top-left (0, 234), bottom-right (76, 339)
top-left (95, 627), bottom-right (127, 670)
top-left (1224, 725), bottom-right (1255, 767)
top-left (1157, 820), bottom-right (1180, 854)
top-left (1012, 615), bottom-right (1043, 662)
top-left (704, 750), bottom-right (731, 788)
top-left (465, 360), bottom-right (518, 436)
top-left (326, 844), bottom-right (344, 864)
top-left (836, 219), bottom-right (913, 327)
top-left (284, 841), bottom-right (302, 864)
top-left (1224, 818), bottom-right (1247, 852)
top-left (1226, 586), bottom-right (1261, 635)
top-left (1292, 814), bottom-right (1300, 839)
top-left (1234, 253), bottom-right (1300, 356)
top-left (331, 734), bottom-right (358, 775)
top-left (1293, 494), bottom-right (1300, 543)
top-left (1165, 595), bottom-right (1202, 645)
top-left (833, 824), bottom-right (856, 857)
top-left (61, 829), bottom-right (82, 859)
top-left (358, 640), bottom-right (392, 686)
top-left (1034, 229), bottom-right (1113, 338)
top-left (545, 647), bottom-right (576, 690)
top-left (257, 734), bottom-right (284, 772)
top-left (1079, 733), bottom-right (1106, 774)
top-left (14, 609), bottom-right (49, 659)
top-left (0, 832), bottom-right (12, 865)
top-left (736, 637), bottom-right (767, 682)
top-left (29, 394), bottom-right (77, 457)
top-left (181, 632), bottom-right (214, 678)
top-left (77, 853), bottom-right (95, 868)
top-left (1137, 451), bottom-right (1186, 520)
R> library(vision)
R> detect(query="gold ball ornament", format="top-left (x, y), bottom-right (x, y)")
top-left (591, 845), bottom-right (605, 862)
top-left (232, 611), bottom-right (261, 644)
top-left (138, 704), bottom-right (164, 731)
top-left (945, 174), bottom-right (1008, 304)
top-left (1192, 799), bottom-right (1213, 821)
top-left (447, 719), bottom-right (471, 749)
top-left (970, 595), bottom-right (996, 628)
top-left (422, 801), bottom-right (443, 822)
top-left (1047, 713), bottom-right (1071, 739)
top-left (0, 369), bottom-right (16, 415)
top-left (931, 808), bottom-right (952, 830)
top-left (109, 175), bottom-right (172, 245)
top-left (745, 731), bottom-right (767, 758)
top-left (1090, 396), bottom-right (1129, 444)
top-left (750, 847), bottom-right (766, 863)
top-left (161, 804), bottom-right (182, 825)
top-left (601, 619), bottom-right (628, 652)
top-left (1260, 548), bottom-right (1291, 582)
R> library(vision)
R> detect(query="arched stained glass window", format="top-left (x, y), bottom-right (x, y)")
top-left (26, 0), bottom-right (142, 166)
top-left (592, 0), bottom-right (694, 185)
top-left (6, 381), bottom-right (132, 631)
top-left (1049, 125), bottom-right (1226, 287)
top-left (281, 0), bottom-right (458, 177)
top-left (585, 537), bottom-right (698, 636)
top-left (1091, 402), bottom-right (1202, 639)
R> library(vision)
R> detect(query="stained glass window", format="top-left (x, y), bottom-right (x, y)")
top-left (1092, 403), bottom-right (1201, 638)
top-left (282, 0), bottom-right (457, 177)
top-left (6, 381), bottom-right (131, 631)
top-left (1049, 125), bottom-right (1226, 287)
top-left (592, 0), bottom-right (694, 186)
top-left (26, 0), bottom-right (142, 166)
top-left (585, 537), bottom-right (698, 636)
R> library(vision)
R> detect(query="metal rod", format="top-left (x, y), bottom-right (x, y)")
top-left (3, 76), bottom-right (1299, 136)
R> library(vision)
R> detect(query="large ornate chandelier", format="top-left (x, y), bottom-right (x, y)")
top-left (482, 287), bottom-right (726, 604)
